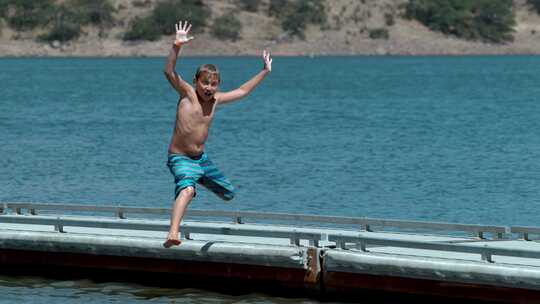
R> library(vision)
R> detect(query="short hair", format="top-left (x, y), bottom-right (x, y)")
top-left (195, 64), bottom-right (220, 83)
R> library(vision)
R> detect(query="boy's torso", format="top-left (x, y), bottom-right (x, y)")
top-left (168, 96), bottom-right (217, 157)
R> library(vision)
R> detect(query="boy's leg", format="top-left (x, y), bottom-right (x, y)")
top-left (164, 186), bottom-right (195, 248)
top-left (165, 154), bottom-right (203, 248)
top-left (199, 176), bottom-right (235, 201)
top-left (199, 155), bottom-right (235, 201)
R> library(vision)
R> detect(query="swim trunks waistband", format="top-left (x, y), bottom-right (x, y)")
top-left (168, 152), bottom-right (204, 161)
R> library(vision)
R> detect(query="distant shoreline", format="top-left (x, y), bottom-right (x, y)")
top-left (3, 0), bottom-right (540, 59)
top-left (2, 34), bottom-right (540, 58)
top-left (2, 52), bottom-right (540, 58)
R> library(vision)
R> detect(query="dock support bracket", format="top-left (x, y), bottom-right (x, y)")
top-left (115, 206), bottom-right (126, 219)
top-left (54, 217), bottom-right (65, 233)
top-left (356, 240), bottom-right (367, 252)
top-left (181, 231), bottom-right (191, 240)
top-left (481, 249), bottom-right (493, 263)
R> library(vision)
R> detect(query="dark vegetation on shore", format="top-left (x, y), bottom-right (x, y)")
top-left (405, 0), bottom-right (516, 43)
top-left (1, 0), bottom-right (540, 45)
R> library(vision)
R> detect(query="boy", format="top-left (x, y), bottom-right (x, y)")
top-left (163, 21), bottom-right (272, 247)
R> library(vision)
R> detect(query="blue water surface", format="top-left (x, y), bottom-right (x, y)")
top-left (1, 56), bottom-right (539, 225)
top-left (2, 55), bottom-right (540, 303)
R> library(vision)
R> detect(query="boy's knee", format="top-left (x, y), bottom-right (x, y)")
top-left (180, 186), bottom-right (195, 198)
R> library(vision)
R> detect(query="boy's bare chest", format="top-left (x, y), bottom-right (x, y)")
top-left (178, 100), bottom-right (215, 126)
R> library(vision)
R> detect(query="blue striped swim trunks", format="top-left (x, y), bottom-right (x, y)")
top-left (167, 152), bottom-right (235, 201)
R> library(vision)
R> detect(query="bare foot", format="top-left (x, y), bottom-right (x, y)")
top-left (163, 238), bottom-right (181, 248)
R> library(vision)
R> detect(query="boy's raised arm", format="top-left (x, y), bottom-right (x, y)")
top-left (216, 50), bottom-right (272, 105)
top-left (164, 21), bottom-right (195, 97)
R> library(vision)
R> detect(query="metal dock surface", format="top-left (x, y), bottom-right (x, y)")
top-left (1, 202), bottom-right (539, 303)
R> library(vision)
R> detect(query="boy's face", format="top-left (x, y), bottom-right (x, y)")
top-left (194, 72), bottom-right (219, 102)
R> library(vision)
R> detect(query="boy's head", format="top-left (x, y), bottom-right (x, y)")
top-left (194, 64), bottom-right (220, 101)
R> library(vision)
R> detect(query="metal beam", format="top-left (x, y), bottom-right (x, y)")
top-left (1, 202), bottom-right (509, 238)
top-left (327, 234), bottom-right (540, 261)
top-left (511, 226), bottom-right (540, 241)
top-left (0, 215), bottom-right (322, 245)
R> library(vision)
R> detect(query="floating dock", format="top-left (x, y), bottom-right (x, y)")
top-left (1, 202), bottom-right (539, 303)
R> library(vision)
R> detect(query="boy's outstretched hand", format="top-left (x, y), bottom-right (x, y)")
top-left (263, 50), bottom-right (272, 72)
top-left (174, 21), bottom-right (194, 46)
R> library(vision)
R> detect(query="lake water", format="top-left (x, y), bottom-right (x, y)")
top-left (1, 55), bottom-right (539, 302)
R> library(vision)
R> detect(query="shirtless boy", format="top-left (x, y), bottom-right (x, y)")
top-left (163, 21), bottom-right (272, 247)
